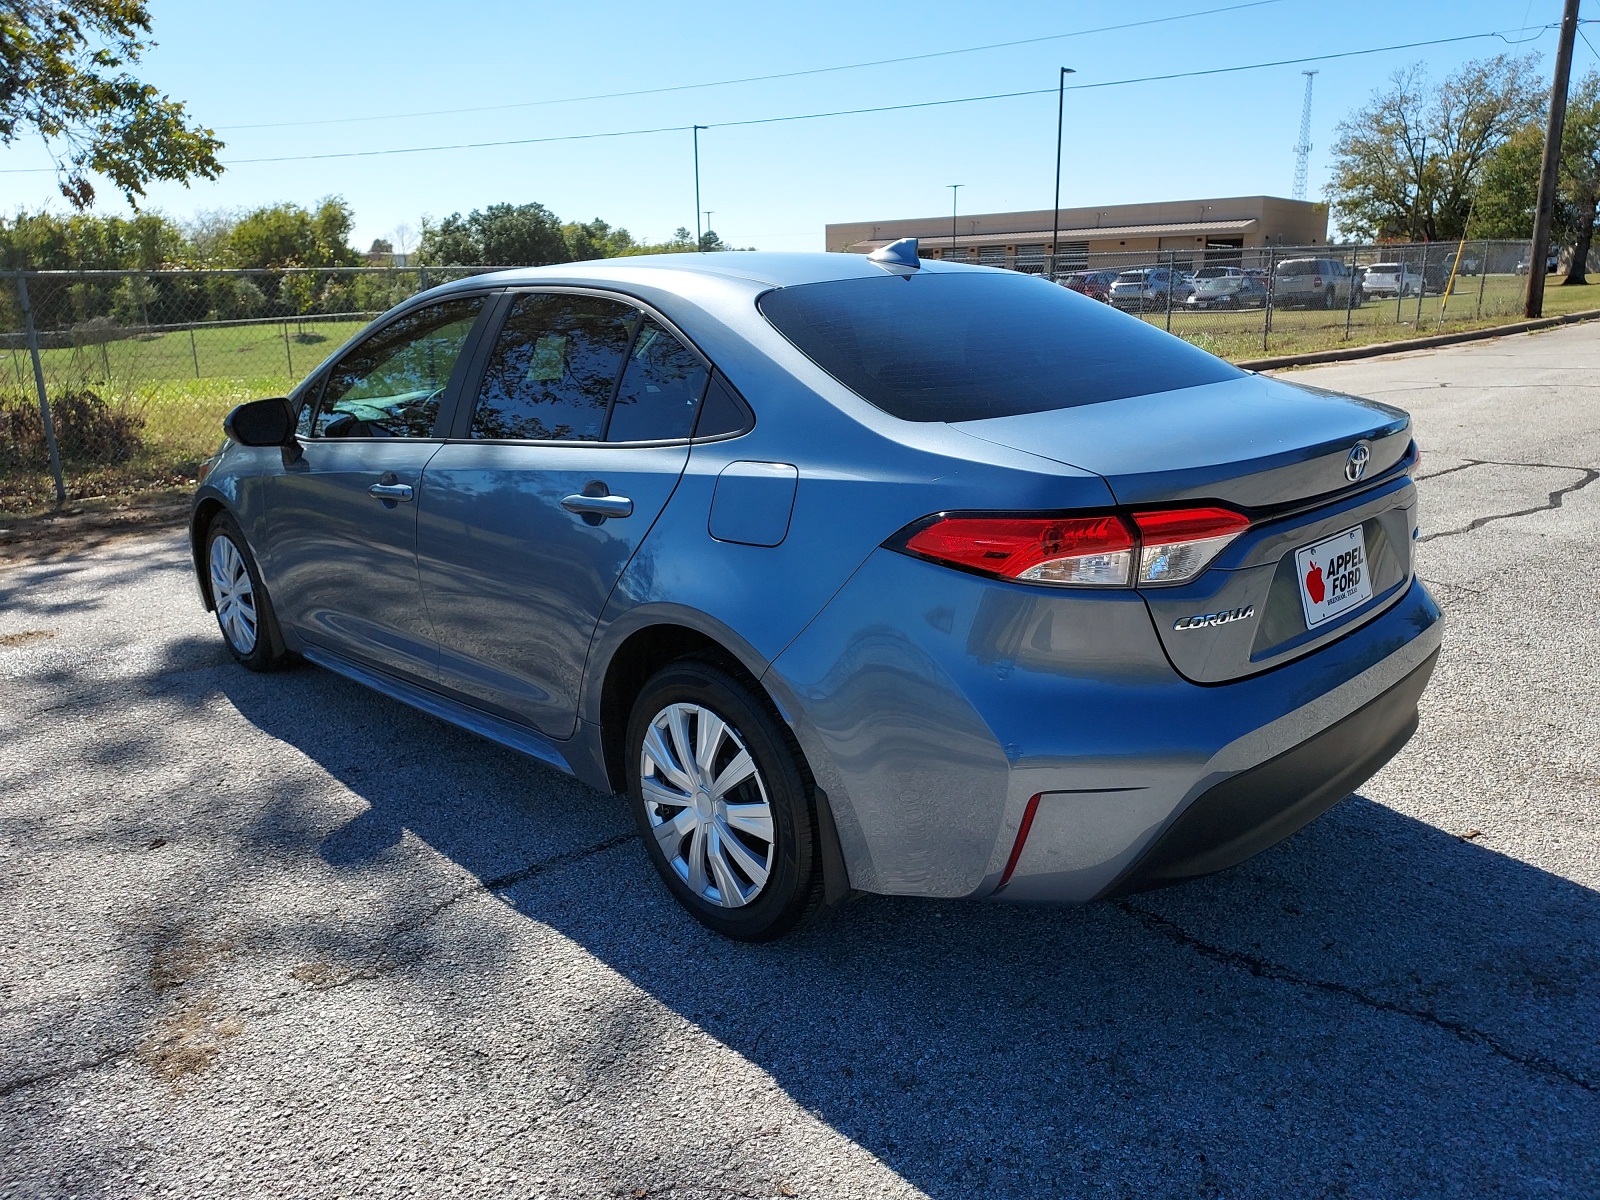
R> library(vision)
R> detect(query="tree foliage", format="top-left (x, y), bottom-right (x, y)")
top-left (418, 202), bottom-right (569, 266)
top-left (0, 0), bottom-right (223, 208)
top-left (225, 198), bottom-right (360, 269)
top-left (1327, 55), bottom-right (1545, 241)
top-left (1476, 71), bottom-right (1600, 283)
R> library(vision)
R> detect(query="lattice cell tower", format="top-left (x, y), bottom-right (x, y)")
top-left (1292, 70), bottom-right (1318, 201)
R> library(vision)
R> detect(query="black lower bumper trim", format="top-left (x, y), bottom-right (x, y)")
top-left (1101, 648), bottom-right (1439, 898)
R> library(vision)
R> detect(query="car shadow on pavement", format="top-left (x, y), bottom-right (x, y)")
top-left (217, 663), bottom-right (1600, 1199)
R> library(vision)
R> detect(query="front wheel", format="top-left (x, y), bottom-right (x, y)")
top-left (205, 512), bottom-right (292, 671)
top-left (626, 661), bottom-right (825, 941)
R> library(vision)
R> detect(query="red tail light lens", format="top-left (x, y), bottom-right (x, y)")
top-left (904, 515), bottom-right (1135, 586)
top-left (897, 506), bottom-right (1249, 589)
top-left (1131, 507), bottom-right (1250, 584)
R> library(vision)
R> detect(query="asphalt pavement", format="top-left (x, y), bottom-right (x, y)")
top-left (2, 323), bottom-right (1597, 1199)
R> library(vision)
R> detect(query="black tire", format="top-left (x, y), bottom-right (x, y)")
top-left (625, 660), bottom-right (824, 941)
top-left (203, 511), bottom-right (292, 672)
top-left (1324, 288), bottom-right (1338, 309)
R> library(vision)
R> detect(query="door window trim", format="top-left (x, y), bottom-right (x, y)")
top-left (294, 289), bottom-right (500, 443)
top-left (449, 285), bottom-right (746, 447)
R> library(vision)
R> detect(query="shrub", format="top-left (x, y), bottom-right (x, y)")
top-left (0, 389), bottom-right (145, 467)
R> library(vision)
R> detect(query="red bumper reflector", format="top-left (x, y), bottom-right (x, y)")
top-left (998, 793), bottom-right (1042, 889)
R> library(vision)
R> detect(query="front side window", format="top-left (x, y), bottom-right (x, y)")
top-left (472, 294), bottom-right (639, 441)
top-left (310, 296), bottom-right (483, 438)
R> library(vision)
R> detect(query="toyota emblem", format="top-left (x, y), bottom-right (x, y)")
top-left (1345, 442), bottom-right (1371, 483)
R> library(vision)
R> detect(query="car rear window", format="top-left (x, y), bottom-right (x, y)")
top-left (1276, 260), bottom-right (1326, 276)
top-left (757, 271), bottom-right (1239, 423)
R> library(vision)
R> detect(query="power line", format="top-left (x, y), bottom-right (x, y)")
top-left (213, 0), bottom-right (1287, 132)
top-left (0, 26), bottom-right (1554, 175)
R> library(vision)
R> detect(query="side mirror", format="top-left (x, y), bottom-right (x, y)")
top-left (224, 397), bottom-right (296, 447)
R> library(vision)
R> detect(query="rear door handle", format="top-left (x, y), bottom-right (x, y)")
top-left (368, 483), bottom-right (414, 502)
top-left (560, 493), bottom-right (633, 518)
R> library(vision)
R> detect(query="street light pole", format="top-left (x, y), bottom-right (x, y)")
top-left (1050, 67), bottom-right (1077, 281)
top-left (693, 125), bottom-right (708, 250)
top-left (949, 184), bottom-right (963, 262)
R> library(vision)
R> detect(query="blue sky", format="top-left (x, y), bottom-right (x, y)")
top-left (0, 0), bottom-right (1586, 251)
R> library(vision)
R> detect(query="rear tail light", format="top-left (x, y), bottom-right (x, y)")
top-left (895, 505), bottom-right (1249, 589)
top-left (1131, 507), bottom-right (1250, 584)
top-left (1312, 276), bottom-right (1324, 287)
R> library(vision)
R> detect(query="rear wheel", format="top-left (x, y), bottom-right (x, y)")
top-left (205, 512), bottom-right (291, 671)
top-left (625, 661), bottom-right (824, 941)
top-left (1324, 288), bottom-right (1338, 309)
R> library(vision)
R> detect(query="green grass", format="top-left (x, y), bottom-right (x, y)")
top-left (1147, 273), bottom-right (1597, 361)
top-left (1, 280), bottom-right (1596, 517)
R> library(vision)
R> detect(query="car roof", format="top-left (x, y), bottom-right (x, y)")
top-left (428, 250), bottom-right (976, 292)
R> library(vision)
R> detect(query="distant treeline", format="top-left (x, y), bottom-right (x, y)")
top-left (0, 197), bottom-right (748, 273)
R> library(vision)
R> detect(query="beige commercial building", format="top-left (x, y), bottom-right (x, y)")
top-left (826, 195), bottom-right (1329, 272)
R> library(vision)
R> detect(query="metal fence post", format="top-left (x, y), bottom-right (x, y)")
top-left (1344, 245), bottom-right (1357, 339)
top-left (1415, 243), bottom-right (1429, 327)
top-left (1476, 239), bottom-right (1489, 317)
top-left (14, 272), bottom-right (67, 507)
top-left (1395, 248), bottom-right (1406, 324)
top-left (1164, 248), bottom-right (1176, 333)
top-left (283, 321), bottom-right (294, 381)
top-left (190, 326), bottom-right (200, 378)
top-left (1262, 245), bottom-right (1277, 353)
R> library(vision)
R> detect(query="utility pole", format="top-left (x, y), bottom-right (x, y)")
top-left (1050, 67), bottom-right (1077, 280)
top-left (948, 184), bottom-right (963, 262)
top-left (693, 125), bottom-right (708, 250)
top-left (703, 212), bottom-right (714, 246)
top-left (1526, 0), bottom-right (1581, 318)
top-left (1292, 70), bottom-right (1317, 202)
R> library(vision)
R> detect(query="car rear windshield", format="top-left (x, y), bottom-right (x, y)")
top-left (757, 271), bottom-right (1240, 423)
top-left (1276, 260), bottom-right (1328, 276)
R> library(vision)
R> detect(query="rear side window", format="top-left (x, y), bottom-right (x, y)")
top-left (606, 317), bottom-right (710, 442)
top-left (472, 294), bottom-right (639, 441)
top-left (758, 272), bottom-right (1240, 423)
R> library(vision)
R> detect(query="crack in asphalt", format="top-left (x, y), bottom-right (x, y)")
top-left (1416, 458), bottom-right (1600, 543)
top-left (1118, 901), bottom-right (1597, 1095)
top-left (0, 832), bottom-right (640, 1099)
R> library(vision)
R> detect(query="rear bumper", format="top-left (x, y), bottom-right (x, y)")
top-left (767, 545), bottom-right (1443, 904)
top-left (1097, 646), bottom-right (1437, 898)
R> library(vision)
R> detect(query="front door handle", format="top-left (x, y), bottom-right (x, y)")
top-left (368, 482), bottom-right (414, 502)
top-left (560, 493), bottom-right (633, 519)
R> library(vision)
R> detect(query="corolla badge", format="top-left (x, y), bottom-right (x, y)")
top-left (1345, 441), bottom-right (1371, 482)
top-left (1173, 605), bottom-right (1254, 631)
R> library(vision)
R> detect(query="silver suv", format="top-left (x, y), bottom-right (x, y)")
top-left (1273, 258), bottom-right (1354, 310)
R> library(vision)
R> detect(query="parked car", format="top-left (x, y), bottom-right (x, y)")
top-left (1272, 257), bottom-right (1355, 309)
top-left (1364, 262), bottom-right (1423, 299)
top-left (1061, 268), bottom-right (1118, 303)
top-left (1514, 249), bottom-right (1561, 275)
top-left (1109, 267), bottom-right (1186, 311)
top-left (1184, 275), bottom-right (1269, 309)
top-left (194, 243), bottom-right (1440, 940)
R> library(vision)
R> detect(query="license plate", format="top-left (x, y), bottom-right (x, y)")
top-left (1295, 525), bottom-right (1374, 629)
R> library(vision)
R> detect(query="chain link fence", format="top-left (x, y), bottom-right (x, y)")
top-left (0, 246), bottom-right (1583, 511)
top-left (1, 266), bottom-right (506, 510)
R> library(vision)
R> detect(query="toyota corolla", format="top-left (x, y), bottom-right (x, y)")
top-left (192, 241), bottom-right (1441, 941)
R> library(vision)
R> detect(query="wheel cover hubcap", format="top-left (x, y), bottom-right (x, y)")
top-left (209, 535), bottom-right (258, 655)
top-left (640, 702), bottom-right (774, 908)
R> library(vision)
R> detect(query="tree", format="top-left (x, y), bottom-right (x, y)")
top-left (0, 206), bottom-right (184, 268)
top-left (563, 217), bottom-right (638, 260)
top-left (226, 198), bottom-right (360, 269)
top-left (1476, 70), bottom-right (1600, 283)
top-left (1327, 55), bottom-right (1545, 240)
top-left (0, 1), bottom-right (223, 208)
top-left (418, 202), bottom-right (569, 265)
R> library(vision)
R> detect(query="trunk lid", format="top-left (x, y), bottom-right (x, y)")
top-left (952, 373), bottom-right (1416, 683)
top-left (951, 372), bottom-right (1409, 509)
